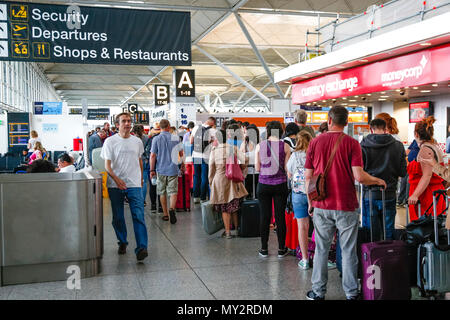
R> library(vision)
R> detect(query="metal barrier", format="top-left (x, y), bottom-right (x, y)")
top-left (302, 0), bottom-right (450, 61)
top-left (0, 171), bottom-right (103, 286)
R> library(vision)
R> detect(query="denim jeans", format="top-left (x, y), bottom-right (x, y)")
top-left (142, 161), bottom-right (150, 203)
top-left (108, 187), bottom-right (148, 254)
top-left (311, 208), bottom-right (359, 298)
top-left (193, 158), bottom-right (209, 200)
top-left (362, 197), bottom-right (397, 241)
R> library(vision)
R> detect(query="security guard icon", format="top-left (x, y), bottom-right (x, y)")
top-left (11, 5), bottom-right (28, 22)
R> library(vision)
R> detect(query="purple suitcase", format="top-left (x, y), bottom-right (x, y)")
top-left (360, 187), bottom-right (411, 300)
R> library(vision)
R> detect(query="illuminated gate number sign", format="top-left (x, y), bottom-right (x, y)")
top-left (154, 84), bottom-right (170, 106)
top-left (175, 69), bottom-right (195, 98)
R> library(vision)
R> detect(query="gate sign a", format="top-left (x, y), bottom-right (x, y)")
top-left (0, 1), bottom-right (191, 65)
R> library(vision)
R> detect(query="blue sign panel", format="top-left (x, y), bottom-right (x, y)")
top-left (34, 102), bottom-right (63, 115)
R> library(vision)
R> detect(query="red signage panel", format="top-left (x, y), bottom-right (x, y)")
top-left (409, 101), bottom-right (433, 123)
top-left (292, 43), bottom-right (450, 104)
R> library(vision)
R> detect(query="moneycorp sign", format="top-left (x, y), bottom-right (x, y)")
top-left (291, 43), bottom-right (450, 104)
top-left (0, 1), bottom-right (191, 65)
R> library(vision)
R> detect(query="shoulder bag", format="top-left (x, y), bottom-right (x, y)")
top-left (307, 133), bottom-right (345, 202)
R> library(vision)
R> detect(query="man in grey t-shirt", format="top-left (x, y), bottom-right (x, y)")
top-left (150, 119), bottom-right (184, 224)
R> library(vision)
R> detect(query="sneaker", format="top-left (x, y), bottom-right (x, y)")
top-left (225, 233), bottom-right (233, 239)
top-left (136, 248), bottom-right (148, 261)
top-left (169, 209), bottom-right (177, 224)
top-left (327, 261), bottom-right (337, 270)
top-left (278, 248), bottom-right (289, 258)
top-left (194, 198), bottom-right (201, 204)
top-left (298, 259), bottom-right (310, 270)
top-left (306, 290), bottom-right (324, 300)
top-left (346, 295), bottom-right (359, 300)
top-left (118, 243), bottom-right (127, 255)
top-left (259, 249), bottom-right (269, 258)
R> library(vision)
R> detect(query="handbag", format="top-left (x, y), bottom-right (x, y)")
top-left (225, 148), bottom-right (244, 183)
top-left (307, 133), bottom-right (345, 202)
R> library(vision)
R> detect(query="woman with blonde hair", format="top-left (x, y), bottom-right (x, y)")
top-left (286, 130), bottom-right (313, 269)
top-left (375, 113), bottom-right (400, 141)
top-left (407, 116), bottom-right (446, 220)
top-left (27, 130), bottom-right (41, 157)
top-left (28, 141), bottom-right (46, 164)
top-left (209, 124), bottom-right (249, 238)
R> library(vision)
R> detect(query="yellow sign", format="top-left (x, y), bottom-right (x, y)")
top-left (11, 23), bottom-right (28, 40)
top-left (32, 42), bottom-right (50, 59)
top-left (312, 112), bottom-right (328, 123)
top-left (11, 5), bottom-right (28, 22)
top-left (12, 41), bottom-right (29, 58)
top-left (306, 112), bottom-right (311, 123)
top-left (348, 112), bottom-right (368, 123)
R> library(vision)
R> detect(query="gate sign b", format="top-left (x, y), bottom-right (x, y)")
top-left (175, 70), bottom-right (195, 98)
top-left (154, 84), bottom-right (170, 106)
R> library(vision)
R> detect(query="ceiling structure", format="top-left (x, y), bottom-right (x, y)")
top-left (23, 0), bottom-right (389, 111)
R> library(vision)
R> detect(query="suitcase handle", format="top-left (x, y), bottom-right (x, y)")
top-left (368, 186), bottom-right (386, 242)
top-left (431, 190), bottom-right (449, 246)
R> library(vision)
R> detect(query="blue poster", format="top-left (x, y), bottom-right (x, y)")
top-left (42, 123), bottom-right (58, 133)
top-left (43, 102), bottom-right (63, 115)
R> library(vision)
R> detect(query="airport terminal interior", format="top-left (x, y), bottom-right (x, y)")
top-left (0, 0), bottom-right (450, 301)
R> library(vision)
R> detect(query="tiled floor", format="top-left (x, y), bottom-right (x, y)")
top-left (0, 200), bottom-right (430, 300)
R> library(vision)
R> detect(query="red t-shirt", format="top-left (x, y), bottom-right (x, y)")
top-left (305, 132), bottom-right (363, 211)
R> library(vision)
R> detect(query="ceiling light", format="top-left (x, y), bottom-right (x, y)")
top-left (317, 71), bottom-right (325, 74)
top-left (396, 89), bottom-right (401, 92)
top-left (381, 92), bottom-right (386, 94)
top-left (341, 103), bottom-right (348, 106)
top-left (420, 42), bottom-right (432, 46)
top-left (432, 84), bottom-right (438, 87)
top-left (349, 100), bottom-right (356, 102)
top-left (380, 96), bottom-right (389, 98)
top-left (359, 59), bottom-right (369, 62)
top-left (421, 90), bottom-right (431, 93)
top-left (378, 99), bottom-right (387, 101)
top-left (367, 94), bottom-right (371, 96)
top-left (413, 87), bottom-right (418, 89)
top-left (354, 95), bottom-right (359, 97)
top-left (342, 97), bottom-right (347, 100)
top-left (322, 100), bottom-right (327, 102)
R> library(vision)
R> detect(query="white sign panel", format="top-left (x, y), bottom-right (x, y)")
top-left (150, 104), bottom-right (170, 125)
top-left (176, 102), bottom-right (195, 127)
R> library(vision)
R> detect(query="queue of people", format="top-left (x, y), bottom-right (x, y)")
top-left (20, 108), bottom-right (450, 299)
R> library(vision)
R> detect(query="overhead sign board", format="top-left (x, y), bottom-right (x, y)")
top-left (175, 69), bottom-right (195, 98)
top-left (154, 84), bottom-right (170, 106)
top-left (0, 1), bottom-right (191, 65)
top-left (128, 103), bottom-right (138, 114)
top-left (87, 108), bottom-right (110, 120)
top-left (34, 101), bottom-right (62, 115)
top-left (292, 43), bottom-right (450, 104)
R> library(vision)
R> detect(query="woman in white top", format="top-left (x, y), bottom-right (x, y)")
top-left (27, 130), bottom-right (41, 156)
top-left (286, 130), bottom-right (313, 270)
top-left (283, 122), bottom-right (300, 152)
top-left (240, 124), bottom-right (259, 198)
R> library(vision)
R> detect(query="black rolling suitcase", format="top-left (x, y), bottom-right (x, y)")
top-left (238, 166), bottom-right (260, 237)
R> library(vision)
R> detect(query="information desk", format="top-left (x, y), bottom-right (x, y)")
top-left (0, 171), bottom-right (103, 286)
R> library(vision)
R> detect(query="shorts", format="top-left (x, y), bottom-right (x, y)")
top-left (292, 191), bottom-right (309, 219)
top-left (156, 175), bottom-right (178, 196)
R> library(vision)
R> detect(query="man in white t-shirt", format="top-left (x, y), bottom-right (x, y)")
top-left (57, 153), bottom-right (76, 173)
top-left (190, 117), bottom-right (216, 203)
top-left (101, 112), bottom-right (148, 262)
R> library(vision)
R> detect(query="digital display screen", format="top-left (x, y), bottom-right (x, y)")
top-left (409, 102), bottom-right (432, 123)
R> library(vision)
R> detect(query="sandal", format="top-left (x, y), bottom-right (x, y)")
top-left (162, 216), bottom-right (169, 221)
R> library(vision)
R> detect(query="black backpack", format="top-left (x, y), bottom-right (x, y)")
top-left (193, 126), bottom-right (212, 154)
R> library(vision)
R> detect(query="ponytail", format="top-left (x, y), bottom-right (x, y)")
top-left (415, 116), bottom-right (435, 143)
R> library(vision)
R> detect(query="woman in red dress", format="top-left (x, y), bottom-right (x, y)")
top-left (407, 116), bottom-right (446, 221)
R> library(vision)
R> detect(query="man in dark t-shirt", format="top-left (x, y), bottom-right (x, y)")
top-left (304, 106), bottom-right (385, 301)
